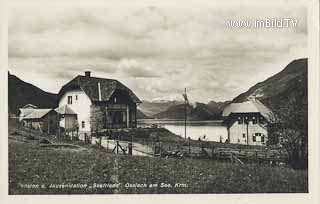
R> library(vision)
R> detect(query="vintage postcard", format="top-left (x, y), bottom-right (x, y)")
top-left (2, 0), bottom-right (320, 203)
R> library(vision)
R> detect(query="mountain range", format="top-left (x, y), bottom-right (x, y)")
top-left (8, 58), bottom-right (307, 120)
top-left (138, 58), bottom-right (307, 119)
top-left (232, 58), bottom-right (307, 110)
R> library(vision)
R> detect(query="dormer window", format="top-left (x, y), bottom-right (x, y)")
top-left (68, 96), bottom-right (72, 104)
top-left (252, 117), bottom-right (257, 124)
top-left (114, 97), bottom-right (117, 103)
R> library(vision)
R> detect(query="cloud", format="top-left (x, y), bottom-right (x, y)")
top-left (117, 58), bottom-right (161, 78)
top-left (8, 3), bottom-right (308, 102)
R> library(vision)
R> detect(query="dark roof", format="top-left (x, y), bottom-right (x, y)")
top-left (222, 99), bottom-right (273, 122)
top-left (58, 75), bottom-right (141, 103)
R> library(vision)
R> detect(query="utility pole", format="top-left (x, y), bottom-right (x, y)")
top-left (184, 88), bottom-right (187, 140)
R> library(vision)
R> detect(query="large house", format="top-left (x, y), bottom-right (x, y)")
top-left (57, 71), bottom-right (141, 140)
top-left (222, 99), bottom-right (273, 146)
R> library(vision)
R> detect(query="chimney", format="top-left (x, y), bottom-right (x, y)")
top-left (85, 71), bottom-right (91, 77)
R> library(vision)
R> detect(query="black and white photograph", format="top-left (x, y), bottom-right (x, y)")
top-left (4, 0), bottom-right (318, 198)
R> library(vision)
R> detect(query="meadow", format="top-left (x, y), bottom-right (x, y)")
top-left (8, 127), bottom-right (308, 194)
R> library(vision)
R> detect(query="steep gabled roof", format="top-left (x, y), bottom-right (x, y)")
top-left (58, 75), bottom-right (141, 103)
top-left (23, 109), bottom-right (54, 120)
top-left (22, 104), bottom-right (38, 109)
top-left (19, 108), bottom-right (35, 118)
top-left (222, 99), bottom-right (273, 121)
top-left (55, 105), bottom-right (76, 115)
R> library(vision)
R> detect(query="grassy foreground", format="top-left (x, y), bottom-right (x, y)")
top-left (9, 135), bottom-right (308, 194)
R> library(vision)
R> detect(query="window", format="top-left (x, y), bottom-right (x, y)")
top-left (114, 97), bottom-right (117, 103)
top-left (238, 117), bottom-right (243, 124)
top-left (68, 96), bottom-right (72, 104)
top-left (252, 117), bottom-right (257, 124)
top-left (242, 133), bottom-right (246, 138)
top-left (253, 133), bottom-right (264, 142)
top-left (252, 134), bottom-right (256, 142)
top-left (75, 95), bottom-right (78, 100)
top-left (82, 121), bottom-right (85, 128)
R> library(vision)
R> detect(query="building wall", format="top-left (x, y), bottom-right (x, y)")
top-left (42, 112), bottom-right (59, 134)
top-left (58, 90), bottom-right (92, 135)
top-left (59, 115), bottom-right (78, 131)
top-left (227, 114), bottom-right (268, 146)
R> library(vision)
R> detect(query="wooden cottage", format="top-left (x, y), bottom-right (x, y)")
top-left (22, 109), bottom-right (58, 134)
top-left (57, 71), bottom-right (141, 140)
top-left (222, 99), bottom-right (273, 146)
top-left (55, 104), bottom-right (78, 132)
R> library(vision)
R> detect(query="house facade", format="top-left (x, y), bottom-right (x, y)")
top-left (57, 71), bottom-right (141, 140)
top-left (222, 99), bottom-right (273, 146)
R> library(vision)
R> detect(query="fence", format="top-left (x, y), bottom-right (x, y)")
top-left (11, 118), bottom-right (288, 165)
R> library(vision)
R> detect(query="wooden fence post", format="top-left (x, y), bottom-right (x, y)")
top-left (128, 142), bottom-right (132, 156)
top-left (211, 145), bottom-right (214, 158)
top-left (188, 137), bottom-right (191, 155)
top-left (116, 140), bottom-right (119, 154)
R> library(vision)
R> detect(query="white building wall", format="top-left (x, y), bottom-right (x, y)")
top-left (58, 90), bottom-right (92, 137)
top-left (229, 122), bottom-right (247, 144)
top-left (229, 120), bottom-right (268, 146)
top-left (247, 121), bottom-right (268, 145)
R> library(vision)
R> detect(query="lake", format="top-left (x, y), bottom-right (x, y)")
top-left (137, 119), bottom-right (228, 142)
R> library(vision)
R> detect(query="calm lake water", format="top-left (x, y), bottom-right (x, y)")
top-left (137, 119), bottom-right (228, 142)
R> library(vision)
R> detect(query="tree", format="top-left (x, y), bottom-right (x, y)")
top-left (267, 95), bottom-right (308, 169)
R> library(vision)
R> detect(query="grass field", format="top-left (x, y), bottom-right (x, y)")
top-left (8, 125), bottom-right (308, 194)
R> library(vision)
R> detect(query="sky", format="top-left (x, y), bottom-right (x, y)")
top-left (8, 2), bottom-right (308, 103)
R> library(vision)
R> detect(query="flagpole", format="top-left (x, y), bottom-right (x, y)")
top-left (184, 88), bottom-right (187, 140)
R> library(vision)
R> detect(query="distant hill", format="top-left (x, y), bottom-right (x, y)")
top-left (138, 100), bottom-right (182, 117)
top-left (151, 58), bottom-right (307, 120)
top-left (152, 101), bottom-right (230, 120)
top-left (8, 72), bottom-right (58, 114)
top-left (232, 58), bottom-right (308, 111)
top-left (136, 109), bottom-right (151, 119)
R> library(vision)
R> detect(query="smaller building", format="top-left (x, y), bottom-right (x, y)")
top-left (222, 99), bottom-right (273, 146)
top-left (22, 109), bottom-right (58, 134)
top-left (55, 105), bottom-right (78, 132)
top-left (19, 104), bottom-right (38, 121)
